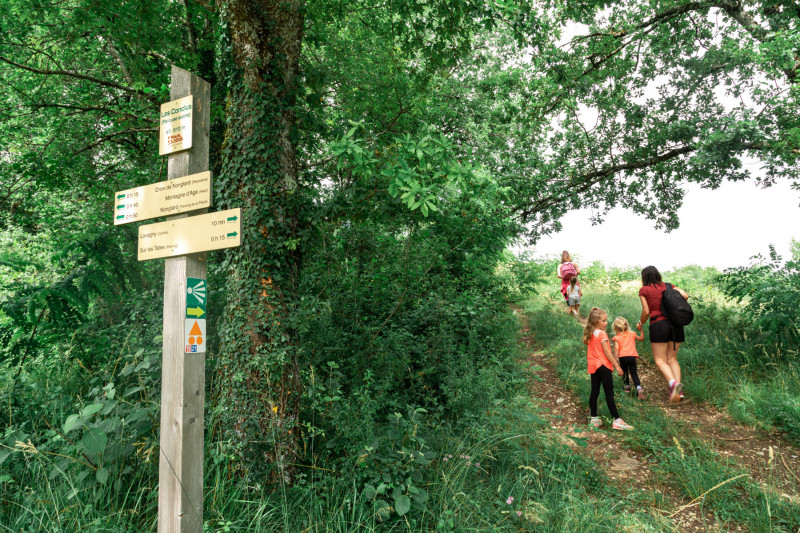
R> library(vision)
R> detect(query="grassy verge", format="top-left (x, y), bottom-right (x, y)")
top-left (1, 317), bottom-right (669, 532)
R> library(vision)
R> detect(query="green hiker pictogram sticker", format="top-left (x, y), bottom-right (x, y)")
top-left (186, 278), bottom-right (207, 318)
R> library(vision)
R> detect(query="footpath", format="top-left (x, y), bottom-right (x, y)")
top-left (513, 304), bottom-right (800, 532)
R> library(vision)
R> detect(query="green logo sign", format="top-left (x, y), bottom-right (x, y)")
top-left (186, 277), bottom-right (207, 318)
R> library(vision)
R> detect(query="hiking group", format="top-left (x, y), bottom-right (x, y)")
top-left (557, 251), bottom-right (693, 432)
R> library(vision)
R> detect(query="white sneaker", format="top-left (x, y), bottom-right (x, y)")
top-left (612, 418), bottom-right (634, 431)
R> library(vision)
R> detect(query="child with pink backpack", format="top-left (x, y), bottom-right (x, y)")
top-left (558, 251), bottom-right (580, 303)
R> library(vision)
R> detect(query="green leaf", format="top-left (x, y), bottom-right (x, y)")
top-left (81, 403), bottom-right (104, 418)
top-left (374, 499), bottom-right (391, 521)
top-left (81, 428), bottom-right (108, 454)
top-left (96, 467), bottom-right (109, 485)
top-left (63, 414), bottom-right (84, 433)
top-left (395, 494), bottom-right (411, 516)
top-left (411, 487), bottom-right (428, 503)
top-left (363, 484), bottom-right (377, 500)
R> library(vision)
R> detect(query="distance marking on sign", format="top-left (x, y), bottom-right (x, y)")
top-left (114, 171), bottom-right (212, 225)
top-left (137, 208), bottom-right (241, 261)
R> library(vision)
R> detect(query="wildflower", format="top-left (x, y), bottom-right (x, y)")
top-left (516, 511), bottom-right (522, 517)
top-left (506, 496), bottom-right (514, 505)
top-left (475, 462), bottom-right (480, 467)
top-left (443, 457), bottom-right (448, 462)
top-left (466, 461), bottom-right (471, 466)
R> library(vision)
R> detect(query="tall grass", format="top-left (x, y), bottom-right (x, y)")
top-left (520, 281), bottom-right (800, 531)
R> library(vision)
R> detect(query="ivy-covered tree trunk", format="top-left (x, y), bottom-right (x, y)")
top-left (217, 0), bottom-right (304, 484)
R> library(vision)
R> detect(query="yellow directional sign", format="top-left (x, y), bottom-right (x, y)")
top-left (114, 171), bottom-right (212, 225)
top-left (159, 95), bottom-right (193, 155)
top-left (138, 208), bottom-right (241, 261)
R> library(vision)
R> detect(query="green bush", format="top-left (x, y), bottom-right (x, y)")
top-left (715, 245), bottom-right (800, 349)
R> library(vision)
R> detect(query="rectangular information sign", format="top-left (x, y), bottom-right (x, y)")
top-left (138, 208), bottom-right (241, 261)
top-left (114, 171), bottom-right (211, 225)
top-left (185, 277), bottom-right (207, 353)
top-left (159, 95), bottom-right (193, 155)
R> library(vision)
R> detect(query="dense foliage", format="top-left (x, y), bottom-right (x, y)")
top-left (716, 243), bottom-right (800, 348)
top-left (1, 0), bottom-right (799, 529)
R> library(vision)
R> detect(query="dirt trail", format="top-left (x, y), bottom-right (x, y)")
top-left (515, 303), bottom-right (800, 532)
top-left (550, 300), bottom-right (800, 501)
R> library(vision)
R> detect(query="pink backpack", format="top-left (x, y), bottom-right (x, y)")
top-left (560, 262), bottom-right (577, 279)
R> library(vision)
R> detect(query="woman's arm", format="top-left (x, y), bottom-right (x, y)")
top-left (638, 295), bottom-right (650, 328)
top-left (675, 286), bottom-right (689, 300)
top-left (603, 340), bottom-right (623, 375)
top-left (557, 264), bottom-right (562, 278)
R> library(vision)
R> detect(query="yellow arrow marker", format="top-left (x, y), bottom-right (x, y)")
top-left (187, 307), bottom-right (205, 318)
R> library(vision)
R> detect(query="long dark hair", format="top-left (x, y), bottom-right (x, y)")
top-left (641, 266), bottom-right (662, 286)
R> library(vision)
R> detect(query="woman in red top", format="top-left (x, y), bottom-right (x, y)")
top-left (637, 266), bottom-right (690, 403)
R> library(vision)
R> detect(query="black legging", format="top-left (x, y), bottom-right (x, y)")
top-left (589, 366), bottom-right (619, 419)
top-left (619, 356), bottom-right (641, 388)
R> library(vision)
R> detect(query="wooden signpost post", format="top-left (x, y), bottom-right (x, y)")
top-left (113, 65), bottom-right (240, 533)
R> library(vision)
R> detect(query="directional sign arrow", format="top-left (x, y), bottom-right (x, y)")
top-left (117, 194), bottom-right (126, 199)
top-left (186, 307), bottom-right (205, 318)
top-left (116, 215), bottom-right (125, 220)
top-left (227, 215), bottom-right (238, 222)
top-left (117, 204), bottom-right (125, 209)
top-left (227, 231), bottom-right (238, 238)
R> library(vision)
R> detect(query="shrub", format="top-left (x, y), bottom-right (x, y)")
top-left (715, 245), bottom-right (800, 349)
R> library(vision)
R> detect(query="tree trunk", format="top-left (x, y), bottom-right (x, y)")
top-left (217, 0), bottom-right (304, 485)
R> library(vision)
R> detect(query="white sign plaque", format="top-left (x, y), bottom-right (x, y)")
top-left (159, 95), bottom-right (193, 155)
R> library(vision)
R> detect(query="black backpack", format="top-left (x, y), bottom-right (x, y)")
top-left (661, 283), bottom-right (693, 327)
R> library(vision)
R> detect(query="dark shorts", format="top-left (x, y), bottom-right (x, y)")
top-left (649, 318), bottom-right (685, 344)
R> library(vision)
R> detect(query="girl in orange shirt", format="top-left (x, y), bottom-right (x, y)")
top-left (612, 317), bottom-right (646, 400)
top-left (582, 307), bottom-right (634, 431)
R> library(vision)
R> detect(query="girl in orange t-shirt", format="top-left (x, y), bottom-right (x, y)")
top-left (582, 307), bottom-right (633, 431)
top-left (612, 317), bottom-right (645, 400)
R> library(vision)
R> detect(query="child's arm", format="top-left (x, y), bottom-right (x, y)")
top-left (579, 288), bottom-right (582, 296)
top-left (634, 323), bottom-right (644, 341)
top-left (602, 340), bottom-right (623, 376)
top-left (612, 340), bottom-right (619, 359)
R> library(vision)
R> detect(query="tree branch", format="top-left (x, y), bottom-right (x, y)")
top-left (515, 141), bottom-right (768, 221)
top-left (73, 127), bottom-right (157, 155)
top-left (0, 55), bottom-right (158, 103)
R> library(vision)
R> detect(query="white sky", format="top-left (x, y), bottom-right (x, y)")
top-left (519, 177), bottom-right (799, 270)
top-left (516, 16), bottom-right (798, 272)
